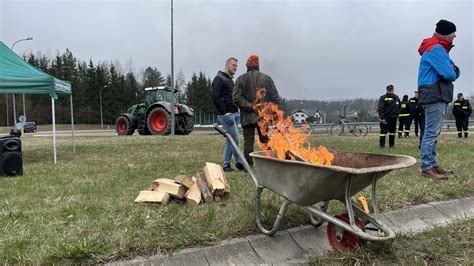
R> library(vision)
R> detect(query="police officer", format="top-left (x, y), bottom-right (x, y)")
top-left (398, 95), bottom-right (412, 137)
top-left (452, 93), bottom-right (472, 138)
top-left (377, 85), bottom-right (400, 148)
top-left (409, 91), bottom-right (421, 137)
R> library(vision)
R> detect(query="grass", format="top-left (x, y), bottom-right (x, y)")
top-left (311, 218), bottom-right (473, 264)
top-left (0, 131), bottom-right (473, 263)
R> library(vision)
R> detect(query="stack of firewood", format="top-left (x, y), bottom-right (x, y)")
top-left (134, 162), bottom-right (230, 207)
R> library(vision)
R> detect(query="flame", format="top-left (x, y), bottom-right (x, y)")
top-left (254, 88), bottom-right (334, 165)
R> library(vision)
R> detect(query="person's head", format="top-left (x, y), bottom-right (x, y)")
top-left (435, 19), bottom-right (456, 43)
top-left (224, 57), bottom-right (238, 76)
top-left (457, 93), bottom-right (464, 101)
top-left (386, 84), bottom-right (394, 95)
top-left (414, 91), bottom-right (419, 99)
top-left (246, 54), bottom-right (260, 70)
top-left (403, 95), bottom-right (408, 101)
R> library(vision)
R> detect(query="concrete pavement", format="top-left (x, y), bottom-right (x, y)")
top-left (109, 196), bottom-right (473, 265)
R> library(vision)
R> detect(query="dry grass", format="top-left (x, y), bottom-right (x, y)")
top-left (0, 132), bottom-right (472, 263)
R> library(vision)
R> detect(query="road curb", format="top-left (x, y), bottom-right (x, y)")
top-left (109, 197), bottom-right (473, 265)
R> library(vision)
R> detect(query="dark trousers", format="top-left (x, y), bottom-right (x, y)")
top-left (455, 116), bottom-right (469, 138)
top-left (398, 115), bottom-right (412, 137)
top-left (380, 117), bottom-right (397, 148)
top-left (413, 116), bottom-right (420, 136)
top-left (419, 116), bottom-right (425, 148)
top-left (242, 124), bottom-right (268, 166)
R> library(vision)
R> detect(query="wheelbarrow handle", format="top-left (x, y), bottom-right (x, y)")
top-left (214, 125), bottom-right (228, 136)
top-left (214, 125), bottom-right (259, 188)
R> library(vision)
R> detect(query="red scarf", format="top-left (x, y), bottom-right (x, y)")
top-left (418, 35), bottom-right (453, 55)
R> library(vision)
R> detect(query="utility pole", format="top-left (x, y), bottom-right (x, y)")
top-left (170, 0), bottom-right (175, 135)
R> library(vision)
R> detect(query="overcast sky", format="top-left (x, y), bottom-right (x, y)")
top-left (1, 0), bottom-right (472, 100)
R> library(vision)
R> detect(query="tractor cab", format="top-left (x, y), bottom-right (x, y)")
top-left (144, 86), bottom-right (178, 105)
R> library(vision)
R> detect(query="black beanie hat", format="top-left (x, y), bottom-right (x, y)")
top-left (435, 19), bottom-right (456, 35)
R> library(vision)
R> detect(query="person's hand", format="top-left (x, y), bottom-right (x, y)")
top-left (380, 119), bottom-right (387, 124)
top-left (224, 112), bottom-right (231, 116)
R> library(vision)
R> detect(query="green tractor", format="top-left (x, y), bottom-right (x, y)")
top-left (115, 86), bottom-right (194, 135)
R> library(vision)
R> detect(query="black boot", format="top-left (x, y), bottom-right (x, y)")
top-left (465, 132), bottom-right (468, 138)
top-left (458, 132), bottom-right (463, 138)
top-left (379, 136), bottom-right (386, 148)
top-left (405, 132), bottom-right (409, 137)
top-left (389, 135), bottom-right (395, 148)
top-left (398, 132), bottom-right (402, 138)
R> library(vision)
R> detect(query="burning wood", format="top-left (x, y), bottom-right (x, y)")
top-left (254, 88), bottom-right (334, 165)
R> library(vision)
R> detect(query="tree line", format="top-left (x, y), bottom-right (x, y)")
top-left (0, 49), bottom-right (216, 126)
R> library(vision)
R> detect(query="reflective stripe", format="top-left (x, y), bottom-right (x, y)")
top-left (458, 131), bottom-right (463, 133)
top-left (404, 130), bottom-right (410, 132)
top-left (454, 103), bottom-right (461, 105)
top-left (379, 134), bottom-right (386, 136)
top-left (389, 133), bottom-right (396, 135)
top-left (399, 114), bottom-right (410, 117)
top-left (410, 100), bottom-right (416, 103)
top-left (384, 97), bottom-right (393, 101)
top-left (396, 102), bottom-right (399, 105)
top-left (401, 104), bottom-right (407, 108)
top-left (462, 106), bottom-right (468, 109)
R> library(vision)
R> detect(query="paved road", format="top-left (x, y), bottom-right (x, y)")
top-left (0, 129), bottom-right (219, 138)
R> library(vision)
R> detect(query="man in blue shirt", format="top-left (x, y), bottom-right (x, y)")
top-left (417, 19), bottom-right (460, 180)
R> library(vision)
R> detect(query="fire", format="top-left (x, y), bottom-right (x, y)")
top-left (254, 88), bottom-right (334, 165)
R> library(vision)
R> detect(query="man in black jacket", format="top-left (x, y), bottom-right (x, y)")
top-left (398, 95), bottom-right (412, 137)
top-left (409, 91), bottom-right (421, 137)
top-left (452, 93), bottom-right (472, 138)
top-left (212, 57), bottom-right (244, 172)
top-left (377, 85), bottom-right (400, 148)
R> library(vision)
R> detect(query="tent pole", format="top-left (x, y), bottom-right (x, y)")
top-left (22, 94), bottom-right (26, 118)
top-left (51, 97), bottom-right (57, 164)
top-left (12, 94), bottom-right (16, 125)
top-left (70, 95), bottom-right (75, 154)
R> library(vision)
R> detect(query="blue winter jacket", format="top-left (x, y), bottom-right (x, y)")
top-left (417, 35), bottom-right (460, 104)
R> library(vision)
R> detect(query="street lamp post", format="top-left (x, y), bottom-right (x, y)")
top-left (100, 85), bottom-right (108, 130)
top-left (10, 37), bottom-right (33, 125)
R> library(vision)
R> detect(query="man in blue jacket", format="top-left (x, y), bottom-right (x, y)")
top-left (417, 19), bottom-right (460, 180)
top-left (212, 57), bottom-right (244, 172)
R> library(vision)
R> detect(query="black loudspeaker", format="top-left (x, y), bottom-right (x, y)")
top-left (0, 136), bottom-right (23, 176)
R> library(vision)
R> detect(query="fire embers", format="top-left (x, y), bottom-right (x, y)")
top-left (254, 88), bottom-right (334, 165)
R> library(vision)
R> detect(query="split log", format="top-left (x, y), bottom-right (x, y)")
top-left (196, 171), bottom-right (213, 202)
top-left (152, 178), bottom-right (186, 199)
top-left (184, 181), bottom-right (201, 207)
top-left (218, 166), bottom-right (230, 199)
top-left (203, 162), bottom-right (226, 196)
top-left (285, 150), bottom-right (309, 163)
top-left (174, 175), bottom-right (194, 189)
top-left (135, 191), bottom-right (170, 205)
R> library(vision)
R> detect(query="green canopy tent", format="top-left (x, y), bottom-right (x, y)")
top-left (0, 41), bottom-right (75, 164)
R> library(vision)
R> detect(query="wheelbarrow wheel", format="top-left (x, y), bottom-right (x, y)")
top-left (327, 213), bottom-right (366, 250)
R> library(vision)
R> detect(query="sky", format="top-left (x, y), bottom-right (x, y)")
top-left (1, 0), bottom-right (473, 100)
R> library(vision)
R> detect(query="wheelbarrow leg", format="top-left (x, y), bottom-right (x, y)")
top-left (308, 201), bottom-right (329, 227)
top-left (255, 186), bottom-right (290, 236)
top-left (344, 174), bottom-right (356, 226)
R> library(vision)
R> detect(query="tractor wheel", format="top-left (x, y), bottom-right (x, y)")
top-left (137, 127), bottom-right (151, 135)
top-left (183, 114), bottom-right (194, 135)
top-left (115, 115), bottom-right (134, 135)
top-left (147, 107), bottom-right (171, 135)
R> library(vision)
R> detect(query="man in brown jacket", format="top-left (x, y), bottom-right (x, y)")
top-left (233, 54), bottom-right (281, 166)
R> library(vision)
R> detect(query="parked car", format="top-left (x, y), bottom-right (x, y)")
top-left (23, 121), bottom-right (37, 133)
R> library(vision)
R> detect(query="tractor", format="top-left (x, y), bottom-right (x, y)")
top-left (115, 86), bottom-right (194, 135)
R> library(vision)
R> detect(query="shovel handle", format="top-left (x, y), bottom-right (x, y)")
top-left (358, 196), bottom-right (370, 214)
top-left (214, 125), bottom-right (227, 136)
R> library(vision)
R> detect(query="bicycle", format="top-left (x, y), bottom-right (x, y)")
top-left (330, 114), bottom-right (368, 136)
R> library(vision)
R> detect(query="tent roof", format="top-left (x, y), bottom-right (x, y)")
top-left (0, 41), bottom-right (71, 99)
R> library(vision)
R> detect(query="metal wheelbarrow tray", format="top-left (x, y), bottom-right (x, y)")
top-left (215, 126), bottom-right (417, 247)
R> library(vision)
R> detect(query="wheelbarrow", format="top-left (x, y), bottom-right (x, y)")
top-left (215, 126), bottom-right (417, 249)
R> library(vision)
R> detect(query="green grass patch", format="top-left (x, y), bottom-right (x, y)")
top-left (0, 133), bottom-right (472, 263)
top-left (311, 218), bottom-right (473, 264)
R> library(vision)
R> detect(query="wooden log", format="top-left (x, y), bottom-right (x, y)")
top-left (174, 175), bottom-right (194, 189)
top-left (218, 166), bottom-right (230, 199)
top-left (184, 181), bottom-right (201, 207)
top-left (196, 171), bottom-right (213, 202)
top-left (152, 178), bottom-right (187, 199)
top-left (203, 162), bottom-right (226, 196)
top-left (134, 190), bottom-right (170, 205)
top-left (285, 150), bottom-right (309, 163)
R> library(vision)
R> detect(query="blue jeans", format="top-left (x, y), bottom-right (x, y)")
top-left (420, 102), bottom-right (447, 171)
top-left (217, 112), bottom-right (242, 168)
